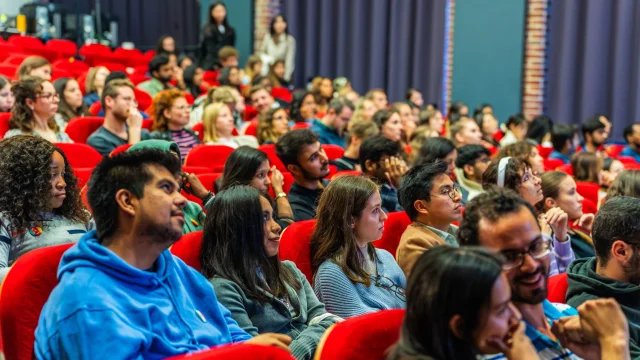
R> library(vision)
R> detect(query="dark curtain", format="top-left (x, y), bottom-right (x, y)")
top-left (545, 0), bottom-right (640, 140)
top-left (53, 0), bottom-right (201, 51)
top-left (281, 0), bottom-right (447, 104)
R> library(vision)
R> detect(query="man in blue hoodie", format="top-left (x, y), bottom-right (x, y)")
top-left (35, 149), bottom-right (291, 359)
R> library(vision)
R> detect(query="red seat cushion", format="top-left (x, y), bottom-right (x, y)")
top-left (170, 231), bottom-right (203, 271)
top-left (185, 145), bottom-right (235, 172)
top-left (0, 243), bottom-right (74, 360)
top-left (279, 220), bottom-right (316, 284)
top-left (316, 309), bottom-right (405, 360)
top-left (547, 273), bottom-right (568, 304)
top-left (373, 212), bottom-right (412, 256)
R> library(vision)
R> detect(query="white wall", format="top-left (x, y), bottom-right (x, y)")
top-left (0, 0), bottom-right (34, 16)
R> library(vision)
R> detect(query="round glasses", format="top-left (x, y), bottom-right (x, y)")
top-left (500, 235), bottom-right (553, 271)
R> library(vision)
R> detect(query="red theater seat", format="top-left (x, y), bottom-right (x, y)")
top-left (0, 112), bottom-right (11, 137)
top-left (54, 143), bottom-right (103, 169)
top-left (185, 145), bottom-right (235, 171)
top-left (271, 87), bottom-right (292, 103)
top-left (321, 144), bottom-right (345, 160)
top-left (547, 273), bottom-right (568, 304)
top-left (65, 116), bottom-right (105, 143)
top-left (373, 211), bottom-right (412, 256)
top-left (315, 309), bottom-right (405, 360)
top-left (171, 230), bottom-right (203, 271)
top-left (543, 158), bottom-right (564, 172)
top-left (279, 220), bottom-right (316, 284)
top-left (166, 344), bottom-right (294, 360)
top-left (576, 182), bottom-right (599, 208)
top-left (537, 145), bottom-right (553, 158)
top-left (331, 170), bottom-right (362, 180)
top-left (557, 164), bottom-right (573, 176)
top-left (258, 144), bottom-right (287, 172)
top-left (110, 143), bottom-right (132, 156)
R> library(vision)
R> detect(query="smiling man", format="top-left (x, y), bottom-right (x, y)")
top-left (396, 160), bottom-right (463, 278)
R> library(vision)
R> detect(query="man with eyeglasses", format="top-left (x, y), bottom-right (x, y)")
top-left (458, 188), bottom-right (582, 359)
top-left (396, 161), bottom-right (462, 278)
top-left (453, 144), bottom-right (491, 204)
top-left (359, 135), bottom-right (406, 213)
top-left (566, 196), bottom-right (640, 358)
top-left (310, 97), bottom-right (354, 148)
top-left (88, 79), bottom-right (151, 156)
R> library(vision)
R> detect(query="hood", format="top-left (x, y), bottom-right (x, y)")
top-left (58, 230), bottom-right (173, 287)
top-left (128, 139), bottom-right (180, 154)
top-left (567, 257), bottom-right (640, 307)
top-left (453, 167), bottom-right (483, 191)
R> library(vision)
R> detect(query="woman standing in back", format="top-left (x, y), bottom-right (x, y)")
top-left (261, 14), bottom-right (296, 83)
top-left (200, 2), bottom-right (236, 70)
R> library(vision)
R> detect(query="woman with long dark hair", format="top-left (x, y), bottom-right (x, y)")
top-left (311, 175), bottom-right (406, 319)
top-left (260, 14), bottom-right (296, 82)
top-left (53, 78), bottom-right (91, 129)
top-left (219, 146), bottom-right (294, 228)
top-left (414, 137), bottom-right (457, 176)
top-left (201, 186), bottom-right (339, 360)
top-left (199, 2), bottom-right (236, 70)
top-left (0, 135), bottom-right (92, 280)
top-left (388, 246), bottom-right (535, 360)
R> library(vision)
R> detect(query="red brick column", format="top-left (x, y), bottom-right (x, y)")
top-left (253, 0), bottom-right (282, 53)
top-left (522, 0), bottom-right (549, 119)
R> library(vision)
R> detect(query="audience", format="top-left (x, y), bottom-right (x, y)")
top-left (311, 175), bottom-right (406, 318)
top-left (310, 77), bottom-right (333, 115)
top-left (364, 88), bottom-right (388, 110)
top-left (566, 196), bottom-right (640, 358)
top-left (388, 246), bottom-right (536, 360)
top-left (475, 112), bottom-right (500, 147)
top-left (276, 129), bottom-right (330, 221)
top-left (605, 170), bottom-right (640, 201)
top-left (0, 136), bottom-right (92, 280)
top-left (396, 161), bottom-right (462, 278)
top-left (290, 90), bottom-right (318, 125)
top-left (500, 113), bottom-right (528, 147)
top-left (419, 108), bottom-right (446, 137)
top-left (549, 124), bottom-right (576, 164)
top-left (250, 85), bottom-right (277, 118)
top-left (219, 146), bottom-right (294, 227)
top-left (52, 78), bottom-right (90, 129)
top-left (201, 186), bottom-right (336, 360)
top-left (34, 149), bottom-right (291, 358)
top-left (83, 66), bottom-right (110, 106)
top-left (498, 141), bottom-right (545, 175)
top-left (538, 171), bottom-right (595, 258)
top-left (372, 109), bottom-right (403, 144)
top-left (137, 54), bottom-right (175, 98)
top-left (360, 135), bottom-right (406, 213)
top-left (581, 116), bottom-right (607, 154)
top-left (5, 77), bottom-right (71, 143)
top-left (87, 79), bottom-right (151, 155)
top-left (310, 97), bottom-right (354, 147)
top-left (332, 120), bottom-right (379, 172)
top-left (0, 75), bottom-right (15, 112)
top-left (127, 140), bottom-right (212, 234)
top-left (17, 56), bottom-right (51, 81)
top-left (257, 107), bottom-right (290, 145)
top-left (202, 102), bottom-right (258, 148)
top-left (414, 137), bottom-right (457, 176)
top-left (526, 115), bottom-right (553, 147)
top-left (200, 2), bottom-right (236, 70)
top-left (149, 89), bottom-right (200, 161)
top-left (391, 102), bottom-right (416, 144)
top-left (454, 144), bottom-right (491, 203)
top-left (620, 123), bottom-right (640, 162)
top-left (261, 14), bottom-right (296, 82)
top-left (450, 116), bottom-right (483, 147)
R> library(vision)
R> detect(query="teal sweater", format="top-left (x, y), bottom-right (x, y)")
top-left (210, 261), bottom-right (340, 360)
top-left (566, 257), bottom-right (640, 359)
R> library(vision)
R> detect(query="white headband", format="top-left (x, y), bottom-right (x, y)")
top-left (497, 157), bottom-right (512, 188)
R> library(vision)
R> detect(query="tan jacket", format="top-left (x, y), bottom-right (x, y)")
top-left (396, 223), bottom-right (449, 279)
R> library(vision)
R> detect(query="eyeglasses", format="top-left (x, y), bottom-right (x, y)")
top-left (438, 184), bottom-right (462, 201)
top-left (500, 235), bottom-right (553, 271)
top-left (172, 105), bottom-right (190, 111)
top-left (37, 93), bottom-right (59, 101)
top-left (522, 170), bottom-right (540, 185)
top-left (372, 274), bottom-right (406, 302)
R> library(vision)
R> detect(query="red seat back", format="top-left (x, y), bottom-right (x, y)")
top-left (0, 44), bottom-right (23, 62)
top-left (183, 166), bottom-right (214, 175)
top-left (547, 273), bottom-right (568, 304)
top-left (170, 230), bottom-right (203, 271)
top-left (165, 344), bottom-right (294, 360)
top-left (0, 243), bottom-right (75, 360)
top-left (606, 144), bottom-right (626, 158)
top-left (618, 156), bottom-right (639, 166)
top-left (0, 112), bottom-right (11, 137)
top-left (45, 39), bottom-right (77, 59)
top-left (373, 212), bottom-right (412, 256)
top-left (244, 105), bottom-right (258, 121)
top-left (197, 173), bottom-right (221, 192)
top-left (0, 64), bottom-right (17, 79)
top-left (134, 88), bottom-right (153, 112)
top-left (543, 158), bottom-right (564, 172)
top-left (537, 145), bottom-right (553, 158)
top-left (557, 164), bottom-right (573, 176)
top-left (64, 116), bottom-right (105, 143)
top-left (279, 220), bottom-right (316, 284)
top-left (271, 87), bottom-right (292, 103)
top-left (52, 58), bottom-right (89, 78)
top-left (321, 144), bottom-right (345, 161)
top-left (292, 122), bottom-right (310, 130)
top-left (192, 122), bottom-right (205, 142)
top-left (331, 170), bottom-right (363, 180)
top-left (88, 101), bottom-right (102, 115)
top-left (575, 182), bottom-right (599, 207)
top-left (110, 143), bottom-right (133, 156)
top-left (185, 145), bottom-right (235, 171)
top-left (73, 167), bottom-right (94, 189)
top-left (8, 35), bottom-right (43, 50)
top-left (54, 143), bottom-right (103, 169)
top-left (258, 144), bottom-right (287, 172)
top-left (244, 120), bottom-right (258, 137)
top-left (316, 309), bottom-right (405, 360)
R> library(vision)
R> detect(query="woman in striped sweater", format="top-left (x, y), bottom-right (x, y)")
top-left (310, 175), bottom-right (406, 319)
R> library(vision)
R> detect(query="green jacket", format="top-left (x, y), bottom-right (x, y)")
top-left (566, 257), bottom-right (640, 359)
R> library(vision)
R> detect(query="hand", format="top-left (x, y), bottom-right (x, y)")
top-left (573, 213), bottom-right (595, 233)
top-left (182, 172), bottom-right (211, 200)
top-left (488, 322), bottom-right (538, 360)
top-left (126, 104), bottom-right (143, 129)
top-left (577, 299), bottom-right (629, 345)
top-left (544, 207), bottom-right (569, 242)
top-left (246, 333), bottom-right (292, 351)
top-left (538, 214), bottom-right (553, 237)
top-left (383, 156), bottom-right (407, 188)
top-left (270, 166), bottom-right (284, 194)
top-left (552, 316), bottom-right (602, 360)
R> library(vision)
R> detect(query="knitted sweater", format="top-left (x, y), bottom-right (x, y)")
top-left (313, 249), bottom-right (406, 319)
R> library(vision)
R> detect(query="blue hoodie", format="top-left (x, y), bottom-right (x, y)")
top-left (34, 231), bottom-right (252, 359)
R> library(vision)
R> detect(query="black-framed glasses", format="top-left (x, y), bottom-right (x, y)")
top-left (372, 274), bottom-right (406, 302)
top-left (521, 170), bottom-right (540, 185)
top-left (438, 184), bottom-right (462, 201)
top-left (500, 235), bottom-right (553, 271)
top-left (37, 93), bottom-right (59, 101)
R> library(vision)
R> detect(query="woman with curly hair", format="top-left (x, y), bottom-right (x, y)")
top-left (257, 107), bottom-right (290, 144)
top-left (0, 135), bottom-right (93, 280)
top-left (4, 76), bottom-right (72, 143)
top-left (149, 89), bottom-right (201, 162)
top-left (496, 141), bottom-right (544, 175)
top-left (53, 78), bottom-right (91, 129)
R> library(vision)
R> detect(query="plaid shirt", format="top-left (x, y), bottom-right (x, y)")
top-left (380, 183), bottom-right (403, 213)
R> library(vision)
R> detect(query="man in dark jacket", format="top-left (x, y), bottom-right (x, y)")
top-left (566, 196), bottom-right (640, 358)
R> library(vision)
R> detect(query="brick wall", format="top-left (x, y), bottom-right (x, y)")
top-left (253, 0), bottom-right (282, 53)
top-left (522, 0), bottom-right (549, 119)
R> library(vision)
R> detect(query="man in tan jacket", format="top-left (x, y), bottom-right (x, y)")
top-left (396, 160), bottom-right (463, 278)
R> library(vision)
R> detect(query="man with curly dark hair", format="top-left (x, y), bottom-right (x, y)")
top-left (0, 135), bottom-right (92, 280)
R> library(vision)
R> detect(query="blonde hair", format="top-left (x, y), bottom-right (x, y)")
top-left (17, 56), bottom-right (51, 80)
top-left (212, 86), bottom-right (237, 105)
top-left (202, 102), bottom-right (229, 142)
top-left (85, 66), bottom-right (109, 94)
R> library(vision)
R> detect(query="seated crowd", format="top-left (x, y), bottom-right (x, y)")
top-left (2, 31), bottom-right (640, 360)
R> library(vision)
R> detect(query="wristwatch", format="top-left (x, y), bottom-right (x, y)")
top-left (275, 192), bottom-right (287, 199)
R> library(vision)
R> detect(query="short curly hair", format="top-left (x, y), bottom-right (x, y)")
top-left (0, 135), bottom-right (90, 231)
top-left (148, 89), bottom-right (186, 131)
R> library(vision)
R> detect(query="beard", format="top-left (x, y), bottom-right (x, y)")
top-left (139, 217), bottom-right (183, 247)
top-left (624, 248), bottom-right (640, 285)
top-left (301, 163), bottom-right (329, 181)
top-left (510, 265), bottom-right (549, 305)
